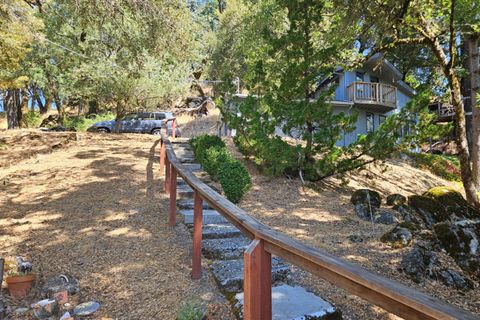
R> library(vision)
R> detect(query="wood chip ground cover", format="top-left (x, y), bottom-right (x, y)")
top-left (0, 132), bottom-right (234, 319)
top-left (225, 139), bottom-right (480, 320)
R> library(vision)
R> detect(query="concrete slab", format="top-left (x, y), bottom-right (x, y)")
top-left (202, 223), bottom-right (242, 239)
top-left (180, 209), bottom-right (228, 225)
top-left (210, 258), bottom-right (290, 293)
top-left (177, 199), bottom-right (213, 210)
top-left (234, 285), bottom-right (342, 320)
top-left (183, 163), bottom-right (202, 171)
top-left (202, 237), bottom-right (251, 260)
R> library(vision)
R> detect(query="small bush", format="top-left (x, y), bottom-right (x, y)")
top-left (203, 146), bottom-right (234, 179)
top-left (190, 134), bottom-right (251, 203)
top-left (23, 111), bottom-right (42, 128)
top-left (407, 152), bottom-right (461, 181)
top-left (218, 160), bottom-right (252, 203)
top-left (63, 112), bottom-right (115, 132)
top-left (176, 300), bottom-right (205, 320)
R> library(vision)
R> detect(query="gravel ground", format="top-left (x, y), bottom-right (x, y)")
top-left (0, 132), bottom-right (234, 319)
top-left (225, 139), bottom-right (480, 320)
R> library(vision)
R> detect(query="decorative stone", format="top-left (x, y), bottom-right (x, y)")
top-left (14, 307), bottom-right (29, 315)
top-left (351, 189), bottom-right (381, 208)
top-left (374, 210), bottom-right (399, 225)
top-left (41, 274), bottom-right (80, 298)
top-left (381, 226), bottom-right (413, 248)
top-left (399, 245), bottom-right (440, 283)
top-left (433, 220), bottom-right (480, 277)
top-left (386, 194), bottom-right (407, 206)
top-left (408, 195), bottom-right (449, 228)
top-left (73, 301), bottom-right (100, 316)
top-left (436, 269), bottom-right (474, 290)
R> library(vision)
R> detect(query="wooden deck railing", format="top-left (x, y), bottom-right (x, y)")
top-left (159, 134), bottom-right (477, 320)
top-left (347, 82), bottom-right (397, 108)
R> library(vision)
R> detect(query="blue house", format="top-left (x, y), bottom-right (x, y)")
top-left (314, 53), bottom-right (416, 146)
top-left (227, 54), bottom-right (416, 146)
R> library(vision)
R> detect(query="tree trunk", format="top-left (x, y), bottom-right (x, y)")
top-left (88, 100), bottom-right (98, 115)
top-left (467, 35), bottom-right (480, 188)
top-left (42, 96), bottom-right (52, 114)
top-left (114, 100), bottom-right (126, 133)
top-left (448, 72), bottom-right (480, 207)
top-left (19, 89), bottom-right (30, 128)
top-left (5, 89), bottom-right (20, 129)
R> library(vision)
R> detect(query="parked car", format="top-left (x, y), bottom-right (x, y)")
top-left (87, 112), bottom-right (180, 136)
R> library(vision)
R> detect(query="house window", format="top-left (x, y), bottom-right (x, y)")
top-left (379, 115), bottom-right (386, 125)
top-left (370, 76), bottom-right (379, 83)
top-left (356, 72), bottom-right (365, 82)
top-left (366, 112), bottom-right (374, 133)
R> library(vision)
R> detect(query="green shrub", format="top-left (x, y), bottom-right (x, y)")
top-left (190, 134), bottom-right (251, 203)
top-left (218, 160), bottom-right (252, 203)
top-left (63, 112), bottom-right (115, 132)
top-left (203, 146), bottom-right (234, 179)
top-left (176, 300), bottom-right (205, 320)
top-left (23, 111), bottom-right (42, 128)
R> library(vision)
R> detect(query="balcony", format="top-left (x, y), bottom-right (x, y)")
top-left (347, 82), bottom-right (397, 112)
top-left (428, 102), bottom-right (455, 122)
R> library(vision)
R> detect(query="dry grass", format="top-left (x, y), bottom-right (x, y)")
top-left (176, 106), bottom-right (221, 138)
top-left (0, 132), bottom-right (233, 319)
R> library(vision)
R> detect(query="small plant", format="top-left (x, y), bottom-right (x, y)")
top-left (218, 160), bottom-right (252, 203)
top-left (63, 112), bottom-right (115, 132)
top-left (407, 152), bottom-right (461, 181)
top-left (22, 111), bottom-right (42, 128)
top-left (203, 146), bottom-right (234, 179)
top-left (176, 300), bottom-right (205, 320)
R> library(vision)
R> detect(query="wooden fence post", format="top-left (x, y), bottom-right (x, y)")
top-left (168, 165), bottom-right (177, 227)
top-left (165, 157), bottom-right (170, 194)
top-left (192, 190), bottom-right (203, 280)
top-left (159, 140), bottom-right (165, 176)
top-left (243, 239), bottom-right (272, 320)
top-left (172, 119), bottom-right (177, 139)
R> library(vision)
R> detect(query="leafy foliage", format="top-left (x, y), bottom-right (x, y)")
top-left (218, 160), bottom-right (252, 204)
top-left (408, 153), bottom-right (461, 181)
top-left (22, 111), bottom-right (42, 128)
top-left (63, 113), bottom-right (115, 132)
top-left (190, 134), bottom-right (251, 203)
top-left (176, 300), bottom-right (205, 320)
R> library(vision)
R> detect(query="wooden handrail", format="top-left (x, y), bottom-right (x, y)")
top-left (159, 134), bottom-right (478, 320)
top-left (347, 81), bottom-right (397, 107)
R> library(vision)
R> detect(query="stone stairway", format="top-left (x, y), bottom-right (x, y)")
top-left (171, 140), bottom-right (342, 320)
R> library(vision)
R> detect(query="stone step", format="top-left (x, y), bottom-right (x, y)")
top-left (210, 258), bottom-right (290, 294)
top-left (177, 188), bottom-right (194, 199)
top-left (234, 284), bottom-right (342, 320)
top-left (177, 199), bottom-right (214, 210)
top-left (183, 163), bottom-right (202, 171)
top-left (202, 223), bottom-right (242, 239)
top-left (202, 237), bottom-right (251, 260)
top-left (171, 138), bottom-right (191, 144)
top-left (180, 209), bottom-right (228, 225)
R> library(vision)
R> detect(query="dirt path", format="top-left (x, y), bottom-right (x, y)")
top-left (0, 133), bottom-right (232, 319)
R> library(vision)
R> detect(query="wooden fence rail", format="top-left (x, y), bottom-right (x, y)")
top-left (158, 134), bottom-right (478, 320)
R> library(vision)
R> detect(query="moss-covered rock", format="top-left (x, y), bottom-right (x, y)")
top-left (386, 194), bottom-right (407, 206)
top-left (381, 225), bottom-right (413, 248)
top-left (424, 186), bottom-right (479, 220)
top-left (398, 221), bottom-right (420, 232)
top-left (408, 195), bottom-right (449, 228)
top-left (351, 189), bottom-right (381, 208)
top-left (392, 204), bottom-right (421, 225)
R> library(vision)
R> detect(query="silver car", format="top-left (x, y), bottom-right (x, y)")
top-left (88, 112), bottom-right (180, 136)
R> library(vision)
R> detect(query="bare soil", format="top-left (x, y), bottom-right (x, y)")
top-left (0, 132), bottom-right (233, 319)
top-left (225, 138), bottom-right (479, 319)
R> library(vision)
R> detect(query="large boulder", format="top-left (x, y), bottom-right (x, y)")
top-left (408, 195), bottom-right (449, 228)
top-left (351, 189), bottom-right (382, 221)
top-left (386, 194), bottom-right (407, 206)
top-left (381, 225), bottom-right (413, 248)
top-left (424, 186), bottom-right (479, 220)
top-left (433, 220), bottom-right (480, 278)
